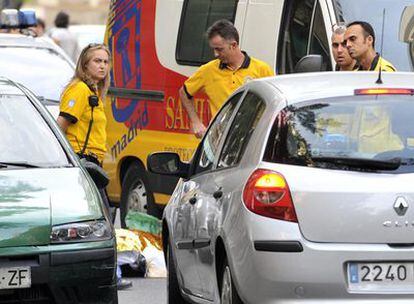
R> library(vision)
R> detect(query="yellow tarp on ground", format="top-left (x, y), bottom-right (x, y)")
top-left (116, 228), bottom-right (162, 252)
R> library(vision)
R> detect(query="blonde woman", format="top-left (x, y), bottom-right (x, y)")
top-left (57, 43), bottom-right (110, 165)
top-left (57, 43), bottom-right (113, 216)
top-left (57, 42), bottom-right (133, 291)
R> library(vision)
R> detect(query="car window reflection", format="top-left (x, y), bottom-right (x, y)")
top-left (0, 95), bottom-right (69, 167)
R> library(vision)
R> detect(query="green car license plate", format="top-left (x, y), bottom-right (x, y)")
top-left (348, 262), bottom-right (414, 292)
top-left (0, 267), bottom-right (31, 289)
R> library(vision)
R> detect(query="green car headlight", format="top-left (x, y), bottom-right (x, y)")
top-left (50, 220), bottom-right (112, 243)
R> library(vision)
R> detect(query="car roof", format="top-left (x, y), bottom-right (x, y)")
top-left (0, 33), bottom-right (53, 48)
top-left (253, 71), bottom-right (414, 105)
top-left (0, 77), bottom-right (24, 95)
top-left (0, 33), bottom-right (74, 64)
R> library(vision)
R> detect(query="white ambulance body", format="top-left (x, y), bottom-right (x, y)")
top-left (155, 0), bottom-right (414, 77)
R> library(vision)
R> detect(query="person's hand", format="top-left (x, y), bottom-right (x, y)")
top-left (192, 121), bottom-right (207, 139)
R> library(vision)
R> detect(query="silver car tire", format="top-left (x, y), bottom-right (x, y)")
top-left (220, 258), bottom-right (242, 304)
top-left (167, 242), bottom-right (188, 303)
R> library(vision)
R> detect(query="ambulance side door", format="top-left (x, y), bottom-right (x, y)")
top-left (276, 0), bottom-right (333, 74)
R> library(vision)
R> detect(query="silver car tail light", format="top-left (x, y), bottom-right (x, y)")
top-left (243, 169), bottom-right (297, 222)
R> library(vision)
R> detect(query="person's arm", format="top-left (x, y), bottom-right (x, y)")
top-left (179, 86), bottom-right (206, 138)
top-left (58, 81), bottom-right (89, 133)
top-left (57, 115), bottom-right (72, 133)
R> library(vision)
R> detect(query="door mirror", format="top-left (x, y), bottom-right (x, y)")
top-left (147, 152), bottom-right (189, 178)
top-left (294, 54), bottom-right (324, 73)
top-left (399, 5), bottom-right (414, 43)
top-left (80, 159), bottom-right (109, 189)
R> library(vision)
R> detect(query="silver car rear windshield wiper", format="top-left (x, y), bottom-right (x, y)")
top-left (38, 97), bottom-right (59, 105)
top-left (0, 161), bottom-right (42, 168)
top-left (310, 156), bottom-right (401, 171)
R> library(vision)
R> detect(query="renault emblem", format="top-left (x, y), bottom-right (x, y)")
top-left (394, 197), bottom-right (409, 216)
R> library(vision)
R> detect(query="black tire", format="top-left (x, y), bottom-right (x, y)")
top-left (120, 162), bottom-right (161, 228)
top-left (167, 242), bottom-right (188, 304)
top-left (219, 257), bottom-right (243, 304)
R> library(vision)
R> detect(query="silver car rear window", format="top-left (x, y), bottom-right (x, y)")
top-left (264, 95), bottom-right (414, 173)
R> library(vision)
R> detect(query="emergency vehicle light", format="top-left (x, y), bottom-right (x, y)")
top-left (0, 9), bottom-right (19, 28)
top-left (0, 9), bottom-right (36, 29)
top-left (354, 88), bottom-right (414, 95)
top-left (19, 9), bottom-right (36, 27)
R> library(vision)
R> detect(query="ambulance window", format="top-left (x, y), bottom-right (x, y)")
top-left (277, 0), bottom-right (315, 74)
top-left (309, 2), bottom-right (332, 70)
top-left (176, 0), bottom-right (238, 66)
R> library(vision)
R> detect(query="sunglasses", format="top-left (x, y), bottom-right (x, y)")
top-left (79, 43), bottom-right (106, 56)
top-left (83, 43), bottom-right (104, 50)
top-left (332, 22), bottom-right (347, 32)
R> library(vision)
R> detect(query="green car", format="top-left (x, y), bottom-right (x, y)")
top-left (0, 78), bottom-right (117, 302)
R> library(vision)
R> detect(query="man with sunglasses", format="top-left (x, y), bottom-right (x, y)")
top-left (344, 21), bottom-right (396, 71)
top-left (331, 24), bottom-right (358, 71)
top-left (179, 19), bottom-right (274, 138)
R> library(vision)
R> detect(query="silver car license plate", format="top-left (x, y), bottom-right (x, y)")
top-left (348, 262), bottom-right (414, 292)
top-left (0, 267), bottom-right (31, 289)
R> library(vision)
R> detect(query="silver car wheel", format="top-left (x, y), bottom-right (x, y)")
top-left (221, 265), bottom-right (232, 304)
top-left (127, 179), bottom-right (147, 213)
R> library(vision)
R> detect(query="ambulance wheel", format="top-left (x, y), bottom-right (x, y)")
top-left (120, 162), bottom-right (160, 228)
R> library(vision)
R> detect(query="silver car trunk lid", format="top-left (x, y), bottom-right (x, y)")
top-left (274, 164), bottom-right (414, 244)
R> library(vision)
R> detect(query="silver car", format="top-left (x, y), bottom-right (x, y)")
top-left (149, 72), bottom-right (414, 303)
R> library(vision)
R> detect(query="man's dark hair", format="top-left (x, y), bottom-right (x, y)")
top-left (206, 19), bottom-right (239, 44)
top-left (347, 21), bottom-right (376, 48)
top-left (54, 11), bottom-right (69, 28)
top-left (36, 18), bottom-right (45, 30)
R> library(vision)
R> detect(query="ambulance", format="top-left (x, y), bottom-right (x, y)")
top-left (104, 0), bottom-right (414, 224)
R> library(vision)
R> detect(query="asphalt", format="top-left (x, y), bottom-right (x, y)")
top-left (118, 277), bottom-right (166, 303)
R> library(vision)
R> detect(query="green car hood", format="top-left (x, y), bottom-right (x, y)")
top-left (0, 167), bottom-right (102, 248)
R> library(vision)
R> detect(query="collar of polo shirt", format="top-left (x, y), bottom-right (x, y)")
top-left (219, 51), bottom-right (251, 70)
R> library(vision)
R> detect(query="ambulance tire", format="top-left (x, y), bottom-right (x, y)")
top-left (120, 162), bottom-right (160, 228)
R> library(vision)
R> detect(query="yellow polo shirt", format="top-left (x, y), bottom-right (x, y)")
top-left (59, 80), bottom-right (107, 161)
top-left (184, 53), bottom-right (274, 116)
top-left (357, 106), bottom-right (403, 153)
top-left (358, 53), bottom-right (396, 72)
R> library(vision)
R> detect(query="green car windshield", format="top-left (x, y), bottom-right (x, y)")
top-left (0, 94), bottom-right (69, 167)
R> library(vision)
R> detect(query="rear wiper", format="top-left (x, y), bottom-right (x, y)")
top-left (311, 156), bottom-right (401, 171)
top-left (41, 98), bottom-right (59, 105)
top-left (0, 161), bottom-right (42, 168)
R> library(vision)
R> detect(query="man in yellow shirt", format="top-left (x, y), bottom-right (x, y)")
top-left (331, 24), bottom-right (358, 71)
top-left (179, 19), bottom-right (274, 138)
top-left (344, 21), bottom-right (396, 72)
